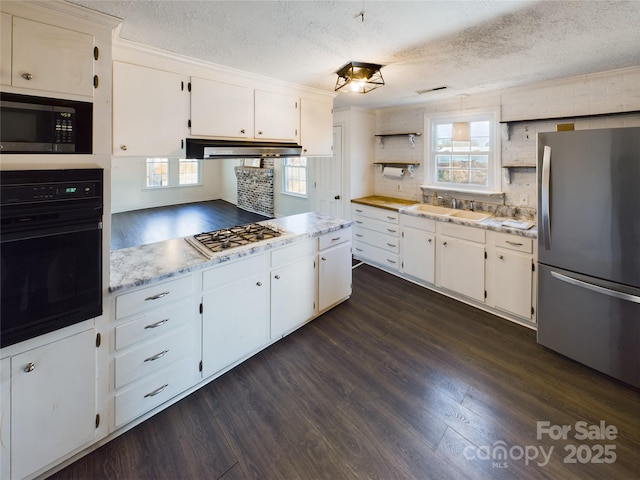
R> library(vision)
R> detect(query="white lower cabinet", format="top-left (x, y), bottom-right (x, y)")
top-left (10, 328), bottom-right (97, 479)
top-left (352, 204), bottom-right (401, 271)
top-left (401, 215), bottom-right (436, 284)
top-left (318, 229), bottom-right (352, 312)
top-left (270, 240), bottom-right (317, 339)
top-left (437, 223), bottom-right (486, 303)
top-left (113, 275), bottom-right (199, 429)
top-left (489, 232), bottom-right (535, 321)
top-left (201, 254), bottom-right (269, 377)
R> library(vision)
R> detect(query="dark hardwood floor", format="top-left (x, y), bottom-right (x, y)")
top-left (110, 200), bottom-right (270, 250)
top-left (50, 264), bottom-right (639, 479)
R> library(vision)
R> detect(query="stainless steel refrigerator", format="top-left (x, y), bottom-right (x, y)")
top-left (537, 127), bottom-right (640, 388)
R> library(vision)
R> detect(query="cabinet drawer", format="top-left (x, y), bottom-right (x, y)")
top-left (116, 275), bottom-right (193, 320)
top-left (271, 238), bottom-right (315, 268)
top-left (493, 232), bottom-right (533, 253)
top-left (203, 253), bottom-right (265, 291)
top-left (439, 222), bottom-right (485, 243)
top-left (353, 240), bottom-right (400, 270)
top-left (115, 300), bottom-right (191, 351)
top-left (353, 226), bottom-right (399, 252)
top-left (352, 204), bottom-right (399, 224)
top-left (318, 227), bottom-right (352, 250)
top-left (401, 214), bottom-right (436, 232)
top-left (114, 357), bottom-right (192, 428)
top-left (353, 216), bottom-right (400, 236)
top-left (115, 326), bottom-right (191, 389)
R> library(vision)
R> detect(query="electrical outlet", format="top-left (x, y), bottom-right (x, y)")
top-left (523, 125), bottom-right (531, 141)
top-left (519, 194), bottom-right (528, 206)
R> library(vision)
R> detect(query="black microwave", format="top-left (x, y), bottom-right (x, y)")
top-left (0, 93), bottom-right (93, 154)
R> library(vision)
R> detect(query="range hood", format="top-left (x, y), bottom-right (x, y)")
top-left (186, 139), bottom-right (302, 159)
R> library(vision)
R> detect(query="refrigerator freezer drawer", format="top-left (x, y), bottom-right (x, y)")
top-left (537, 264), bottom-right (640, 388)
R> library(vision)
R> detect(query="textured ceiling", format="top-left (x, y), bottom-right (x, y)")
top-left (69, 0), bottom-right (640, 109)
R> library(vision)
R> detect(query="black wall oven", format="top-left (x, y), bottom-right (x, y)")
top-left (1, 169), bottom-right (103, 348)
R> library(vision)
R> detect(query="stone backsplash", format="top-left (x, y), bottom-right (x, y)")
top-left (235, 165), bottom-right (274, 217)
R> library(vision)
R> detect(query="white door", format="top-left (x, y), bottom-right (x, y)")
top-left (315, 126), bottom-right (344, 218)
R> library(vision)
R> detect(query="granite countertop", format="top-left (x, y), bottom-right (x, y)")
top-left (352, 196), bottom-right (537, 239)
top-left (110, 212), bottom-right (354, 294)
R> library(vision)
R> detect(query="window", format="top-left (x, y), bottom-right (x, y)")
top-left (145, 158), bottom-right (202, 188)
top-left (146, 158), bottom-right (168, 187)
top-left (178, 158), bottom-right (200, 185)
top-left (282, 157), bottom-right (307, 196)
top-left (426, 109), bottom-right (499, 192)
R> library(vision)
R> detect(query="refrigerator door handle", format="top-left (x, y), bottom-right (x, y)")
top-left (541, 145), bottom-right (552, 250)
top-left (551, 271), bottom-right (640, 304)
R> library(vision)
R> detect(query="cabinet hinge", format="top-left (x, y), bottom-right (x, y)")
top-left (188, 119), bottom-right (192, 128)
top-left (199, 361), bottom-right (203, 372)
top-left (188, 82), bottom-right (192, 92)
top-left (95, 332), bottom-right (101, 348)
top-left (93, 46), bottom-right (99, 60)
top-left (532, 263), bottom-right (535, 272)
top-left (93, 75), bottom-right (99, 89)
top-left (199, 303), bottom-right (203, 314)
top-left (181, 139), bottom-right (184, 149)
top-left (313, 260), bottom-right (316, 268)
top-left (95, 414), bottom-right (100, 429)
top-left (313, 301), bottom-right (316, 310)
top-left (531, 306), bottom-right (535, 315)
top-left (484, 251), bottom-right (487, 259)
top-left (484, 290), bottom-right (487, 299)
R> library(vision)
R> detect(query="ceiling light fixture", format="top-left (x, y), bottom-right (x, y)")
top-left (451, 94), bottom-right (470, 142)
top-left (334, 61), bottom-right (385, 94)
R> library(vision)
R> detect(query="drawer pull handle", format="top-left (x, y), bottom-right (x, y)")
top-left (356, 220), bottom-right (363, 224)
top-left (387, 243), bottom-right (396, 247)
top-left (355, 209), bottom-right (363, 213)
top-left (331, 237), bottom-right (341, 242)
top-left (387, 216), bottom-right (396, 220)
top-left (21, 72), bottom-right (33, 80)
top-left (144, 319), bottom-right (169, 329)
top-left (144, 383), bottom-right (169, 398)
top-left (145, 291), bottom-right (169, 301)
top-left (387, 259), bottom-right (397, 264)
top-left (387, 229), bottom-right (397, 233)
top-left (144, 350), bottom-right (169, 362)
top-left (355, 233), bottom-right (363, 237)
top-left (355, 247), bottom-right (363, 252)
top-left (506, 241), bottom-right (524, 246)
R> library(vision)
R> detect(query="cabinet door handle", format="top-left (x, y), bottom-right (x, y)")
top-left (505, 240), bottom-right (523, 246)
top-left (443, 241), bottom-right (447, 246)
top-left (274, 275), bottom-right (281, 280)
top-left (321, 257), bottom-right (327, 261)
top-left (144, 318), bottom-right (169, 329)
top-left (120, 145), bottom-right (128, 151)
top-left (240, 129), bottom-right (246, 134)
top-left (21, 73), bottom-right (33, 80)
top-left (256, 281), bottom-right (263, 286)
top-left (427, 239), bottom-right (432, 244)
top-left (145, 291), bottom-right (169, 301)
top-left (257, 131), bottom-right (263, 135)
top-left (24, 362), bottom-right (35, 373)
top-left (144, 383), bottom-right (169, 398)
top-left (498, 255), bottom-right (504, 260)
top-left (144, 350), bottom-right (169, 362)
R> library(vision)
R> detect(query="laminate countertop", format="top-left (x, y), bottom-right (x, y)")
top-left (351, 196), bottom-right (537, 239)
top-left (110, 212), bottom-right (354, 294)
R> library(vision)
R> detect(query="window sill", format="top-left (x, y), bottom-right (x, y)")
top-left (419, 185), bottom-right (505, 203)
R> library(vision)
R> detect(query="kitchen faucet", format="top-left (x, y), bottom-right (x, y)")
top-left (452, 198), bottom-right (458, 209)
top-left (469, 200), bottom-right (475, 211)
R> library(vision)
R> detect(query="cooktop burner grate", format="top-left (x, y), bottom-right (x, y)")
top-left (188, 222), bottom-right (283, 254)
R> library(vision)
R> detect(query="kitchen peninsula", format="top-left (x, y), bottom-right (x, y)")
top-left (108, 212), bottom-right (353, 432)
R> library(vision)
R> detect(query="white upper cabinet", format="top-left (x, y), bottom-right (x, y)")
top-left (0, 13), bottom-right (11, 86)
top-left (112, 61), bottom-right (186, 156)
top-left (9, 17), bottom-right (95, 97)
top-left (300, 97), bottom-right (333, 156)
top-left (190, 76), bottom-right (253, 139)
top-left (254, 89), bottom-right (299, 142)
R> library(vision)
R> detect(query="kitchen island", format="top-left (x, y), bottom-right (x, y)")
top-left (97, 212), bottom-right (354, 468)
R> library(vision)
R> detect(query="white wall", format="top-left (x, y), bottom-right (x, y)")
top-left (374, 66), bottom-right (640, 208)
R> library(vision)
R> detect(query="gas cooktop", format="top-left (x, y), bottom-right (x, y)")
top-left (186, 222), bottom-right (284, 257)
